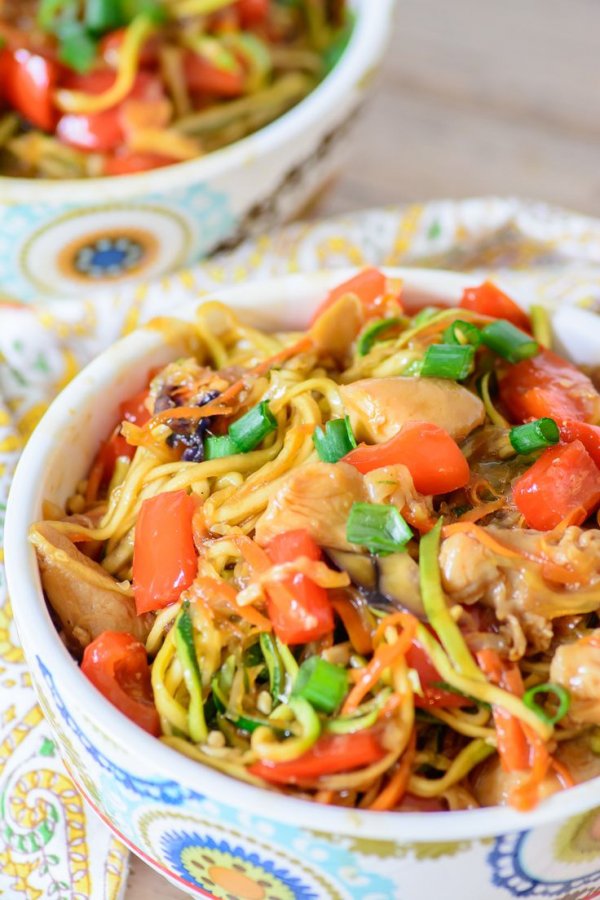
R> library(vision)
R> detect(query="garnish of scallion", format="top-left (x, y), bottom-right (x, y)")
top-left (480, 319), bottom-right (539, 363)
top-left (442, 319), bottom-right (482, 347)
top-left (313, 416), bottom-right (357, 463)
top-left (522, 682), bottom-right (570, 726)
top-left (420, 344), bottom-right (475, 381)
top-left (229, 400), bottom-right (277, 452)
top-left (346, 502), bottom-right (413, 555)
top-left (204, 434), bottom-right (241, 460)
top-left (293, 657), bottom-right (349, 714)
top-left (357, 317), bottom-right (402, 356)
top-left (509, 418), bottom-right (559, 455)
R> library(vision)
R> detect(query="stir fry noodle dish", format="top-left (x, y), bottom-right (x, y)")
top-left (31, 269), bottom-right (600, 813)
top-left (0, 0), bottom-right (350, 178)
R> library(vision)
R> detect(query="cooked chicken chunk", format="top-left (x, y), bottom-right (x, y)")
top-left (364, 464), bottom-right (433, 531)
top-left (339, 377), bottom-right (485, 444)
top-left (473, 734), bottom-right (600, 807)
top-left (255, 462), bottom-right (366, 550)
top-left (440, 526), bottom-right (600, 657)
top-left (551, 631), bottom-right (600, 725)
top-left (30, 522), bottom-right (150, 652)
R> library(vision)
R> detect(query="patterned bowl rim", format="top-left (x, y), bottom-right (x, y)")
top-left (0, 0), bottom-right (396, 204)
top-left (7, 266), bottom-right (600, 844)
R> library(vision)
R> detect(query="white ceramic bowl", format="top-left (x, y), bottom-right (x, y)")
top-left (0, 1), bottom-right (394, 303)
top-left (7, 268), bottom-right (600, 900)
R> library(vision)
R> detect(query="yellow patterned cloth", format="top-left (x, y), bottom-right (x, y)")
top-left (2, 196), bottom-right (600, 898)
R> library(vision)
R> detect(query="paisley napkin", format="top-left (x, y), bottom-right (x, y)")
top-left (2, 196), bottom-right (600, 898)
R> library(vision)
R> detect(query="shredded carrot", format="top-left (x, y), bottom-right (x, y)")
top-left (195, 574), bottom-right (272, 631)
top-left (343, 614), bottom-right (417, 715)
top-left (369, 729), bottom-right (416, 811)
top-left (85, 457), bottom-right (104, 504)
top-left (509, 729), bottom-right (551, 811)
top-left (477, 648), bottom-right (530, 772)
top-left (443, 521), bottom-right (583, 584)
top-left (442, 522), bottom-right (522, 559)
top-left (551, 757), bottom-right (575, 789)
top-left (314, 789), bottom-right (336, 804)
top-left (150, 335), bottom-right (313, 428)
top-left (458, 498), bottom-right (505, 523)
top-left (330, 593), bottom-right (373, 656)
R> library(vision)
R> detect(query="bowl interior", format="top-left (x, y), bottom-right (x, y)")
top-left (6, 266), bottom-right (600, 844)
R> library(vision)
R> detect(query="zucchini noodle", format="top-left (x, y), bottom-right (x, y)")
top-left (31, 272), bottom-right (600, 813)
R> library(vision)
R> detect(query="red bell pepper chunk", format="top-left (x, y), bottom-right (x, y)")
top-left (103, 151), bottom-right (178, 175)
top-left (120, 388), bottom-right (151, 426)
top-left (512, 440), bottom-right (600, 530)
top-left (81, 631), bottom-right (160, 735)
top-left (406, 640), bottom-right (467, 708)
top-left (93, 388), bottom-right (152, 489)
top-left (499, 349), bottom-right (600, 425)
top-left (184, 51), bottom-right (245, 96)
top-left (560, 420), bottom-right (600, 468)
top-left (343, 422), bottom-right (470, 495)
top-left (460, 280), bottom-right (530, 331)
top-left (310, 268), bottom-right (387, 325)
top-left (57, 71), bottom-right (165, 153)
top-left (133, 491), bottom-right (198, 614)
top-left (237, 0), bottom-right (270, 26)
top-left (265, 530), bottom-right (334, 645)
top-left (4, 49), bottom-right (59, 131)
top-left (249, 730), bottom-right (386, 784)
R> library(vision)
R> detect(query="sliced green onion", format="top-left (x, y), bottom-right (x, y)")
top-left (313, 416), bottom-right (357, 463)
top-left (204, 434), bottom-right (240, 460)
top-left (175, 603), bottom-right (207, 743)
top-left (442, 319), bottom-right (481, 347)
top-left (39, 0), bottom-right (76, 31)
top-left (260, 633), bottom-right (284, 701)
top-left (401, 358), bottom-right (423, 376)
top-left (509, 418), bottom-right (559, 455)
top-left (480, 319), bottom-right (539, 363)
top-left (58, 22), bottom-right (98, 72)
top-left (293, 656), bottom-right (349, 714)
top-left (357, 317), bottom-right (402, 356)
top-left (420, 344), bottom-right (475, 380)
top-left (419, 519), bottom-right (483, 682)
top-left (84, 0), bottom-right (125, 32)
top-left (229, 400), bottom-right (277, 452)
top-left (523, 682), bottom-right (570, 726)
top-left (347, 502), bottom-right (413, 556)
top-left (530, 304), bottom-right (553, 349)
top-left (119, 0), bottom-right (166, 26)
top-left (412, 306), bottom-right (440, 328)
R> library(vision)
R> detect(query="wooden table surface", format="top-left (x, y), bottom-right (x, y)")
top-left (127, 1), bottom-right (599, 894)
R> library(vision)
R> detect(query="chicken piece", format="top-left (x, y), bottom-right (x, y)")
top-left (551, 631), bottom-right (600, 725)
top-left (364, 464), bottom-right (433, 531)
top-left (310, 294), bottom-right (364, 362)
top-left (339, 377), bottom-right (485, 444)
top-left (30, 522), bottom-right (150, 653)
top-left (472, 734), bottom-right (600, 807)
top-left (472, 756), bottom-right (561, 808)
top-left (254, 461), bottom-right (366, 551)
top-left (440, 525), bottom-right (600, 657)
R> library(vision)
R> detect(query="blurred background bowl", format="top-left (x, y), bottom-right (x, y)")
top-left (7, 268), bottom-right (600, 900)
top-left (0, 0), bottom-right (395, 304)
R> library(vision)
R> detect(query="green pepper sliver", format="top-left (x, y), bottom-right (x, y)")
top-left (175, 604), bottom-right (208, 743)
